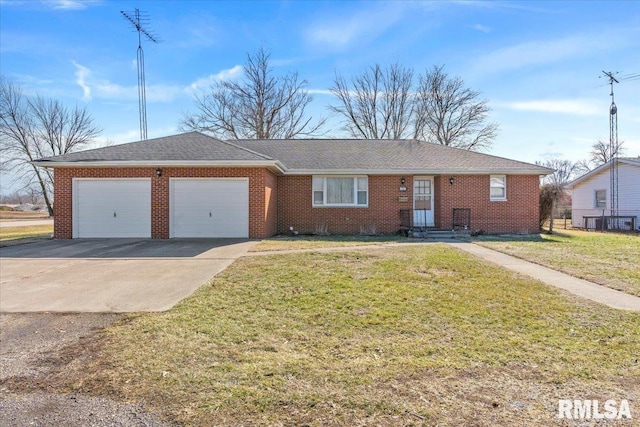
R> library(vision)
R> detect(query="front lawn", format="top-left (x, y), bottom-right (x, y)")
top-left (70, 245), bottom-right (639, 426)
top-left (475, 229), bottom-right (640, 296)
top-left (0, 225), bottom-right (53, 242)
top-left (250, 234), bottom-right (405, 252)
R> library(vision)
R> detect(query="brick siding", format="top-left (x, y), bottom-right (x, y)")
top-left (53, 167), bottom-right (277, 239)
top-left (277, 175), bottom-right (413, 235)
top-left (436, 174), bottom-right (541, 234)
top-left (53, 169), bottom-right (540, 239)
top-left (277, 174), bottom-right (540, 235)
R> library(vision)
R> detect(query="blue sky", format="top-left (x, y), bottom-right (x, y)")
top-left (1, 0), bottom-right (639, 191)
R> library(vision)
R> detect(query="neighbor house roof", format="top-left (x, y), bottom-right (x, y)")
top-left (569, 157), bottom-right (640, 188)
top-left (33, 131), bottom-right (552, 175)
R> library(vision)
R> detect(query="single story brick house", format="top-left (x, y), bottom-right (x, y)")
top-left (33, 131), bottom-right (552, 239)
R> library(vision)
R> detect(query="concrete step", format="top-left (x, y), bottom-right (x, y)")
top-left (409, 229), bottom-right (470, 240)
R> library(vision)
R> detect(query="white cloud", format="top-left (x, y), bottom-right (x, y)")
top-left (95, 82), bottom-right (183, 102)
top-left (69, 62), bottom-right (185, 103)
top-left (472, 24), bottom-right (491, 33)
top-left (47, 0), bottom-right (99, 10)
top-left (91, 129), bottom-right (139, 148)
top-left (502, 99), bottom-right (601, 116)
top-left (72, 61), bottom-right (92, 101)
top-left (471, 29), bottom-right (636, 76)
top-left (92, 125), bottom-right (180, 148)
top-left (188, 65), bottom-right (243, 92)
top-left (307, 89), bottom-right (334, 96)
top-left (305, 5), bottom-right (405, 51)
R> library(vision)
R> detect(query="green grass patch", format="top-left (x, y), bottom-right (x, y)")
top-left (0, 224), bottom-right (53, 241)
top-left (75, 245), bottom-right (640, 426)
top-left (475, 229), bottom-right (640, 296)
top-left (251, 234), bottom-right (405, 252)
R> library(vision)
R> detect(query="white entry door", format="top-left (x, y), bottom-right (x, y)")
top-left (170, 178), bottom-right (249, 238)
top-left (73, 179), bottom-right (151, 238)
top-left (413, 176), bottom-right (434, 227)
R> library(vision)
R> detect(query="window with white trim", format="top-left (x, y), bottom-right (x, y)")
top-left (490, 175), bottom-right (506, 200)
top-left (313, 176), bottom-right (368, 207)
top-left (595, 189), bottom-right (606, 208)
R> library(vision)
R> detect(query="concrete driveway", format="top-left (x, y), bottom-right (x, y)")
top-left (0, 239), bottom-right (257, 313)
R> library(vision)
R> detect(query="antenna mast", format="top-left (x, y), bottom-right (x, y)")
top-left (121, 8), bottom-right (158, 141)
top-left (601, 70), bottom-right (619, 223)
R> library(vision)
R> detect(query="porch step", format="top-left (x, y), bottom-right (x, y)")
top-left (409, 228), bottom-right (470, 240)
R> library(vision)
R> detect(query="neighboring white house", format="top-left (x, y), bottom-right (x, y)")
top-left (569, 157), bottom-right (640, 231)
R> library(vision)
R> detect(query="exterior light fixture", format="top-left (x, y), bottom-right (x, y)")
top-left (449, 176), bottom-right (455, 185)
top-left (156, 167), bottom-right (163, 177)
top-left (399, 177), bottom-right (407, 192)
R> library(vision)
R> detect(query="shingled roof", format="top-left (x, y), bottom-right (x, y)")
top-left (233, 139), bottom-right (551, 175)
top-left (33, 131), bottom-right (552, 175)
top-left (33, 131), bottom-right (277, 164)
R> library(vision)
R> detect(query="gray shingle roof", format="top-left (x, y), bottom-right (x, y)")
top-left (35, 132), bottom-right (272, 163)
top-left (34, 132), bottom-right (552, 175)
top-left (233, 139), bottom-right (551, 174)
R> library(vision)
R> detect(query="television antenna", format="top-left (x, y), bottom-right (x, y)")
top-left (121, 8), bottom-right (158, 140)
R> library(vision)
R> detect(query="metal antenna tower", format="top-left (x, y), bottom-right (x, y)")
top-left (601, 71), bottom-right (619, 221)
top-left (121, 9), bottom-right (158, 140)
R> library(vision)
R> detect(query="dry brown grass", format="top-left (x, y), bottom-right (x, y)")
top-left (0, 210), bottom-right (50, 220)
top-left (475, 229), bottom-right (640, 296)
top-left (0, 224), bottom-right (53, 241)
top-left (251, 234), bottom-right (405, 252)
top-left (54, 245), bottom-right (639, 426)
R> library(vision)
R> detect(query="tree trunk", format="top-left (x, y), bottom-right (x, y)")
top-left (549, 195), bottom-right (556, 234)
top-left (31, 165), bottom-right (53, 217)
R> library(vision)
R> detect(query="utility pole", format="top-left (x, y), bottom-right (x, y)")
top-left (601, 70), bottom-right (619, 223)
top-left (121, 9), bottom-right (158, 141)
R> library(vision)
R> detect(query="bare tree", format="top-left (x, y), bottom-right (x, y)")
top-left (574, 140), bottom-right (626, 174)
top-left (329, 63), bottom-right (415, 139)
top-left (537, 158), bottom-right (576, 233)
top-left (414, 65), bottom-right (498, 151)
top-left (0, 77), bottom-right (101, 216)
top-left (182, 48), bottom-right (325, 139)
top-left (590, 139), bottom-right (625, 165)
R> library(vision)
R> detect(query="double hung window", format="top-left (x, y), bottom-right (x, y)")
top-left (313, 176), bottom-right (368, 207)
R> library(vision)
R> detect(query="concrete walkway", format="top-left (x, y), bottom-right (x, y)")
top-left (448, 242), bottom-right (640, 312)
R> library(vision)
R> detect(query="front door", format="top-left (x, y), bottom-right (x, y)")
top-left (413, 176), bottom-right (434, 227)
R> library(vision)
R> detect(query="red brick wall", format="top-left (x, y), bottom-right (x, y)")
top-left (276, 175), bottom-right (412, 235)
top-left (53, 167), bottom-right (276, 239)
top-left (263, 169), bottom-right (278, 237)
top-left (276, 174), bottom-right (540, 235)
top-left (436, 174), bottom-right (541, 234)
top-left (53, 169), bottom-right (540, 239)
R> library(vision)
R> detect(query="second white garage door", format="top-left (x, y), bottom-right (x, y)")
top-left (170, 178), bottom-right (249, 238)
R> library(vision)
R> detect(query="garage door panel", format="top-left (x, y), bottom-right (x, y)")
top-left (170, 179), bottom-right (248, 238)
top-left (74, 179), bottom-right (151, 238)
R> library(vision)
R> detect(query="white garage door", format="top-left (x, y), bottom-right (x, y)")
top-left (170, 178), bottom-right (249, 238)
top-left (73, 179), bottom-right (151, 238)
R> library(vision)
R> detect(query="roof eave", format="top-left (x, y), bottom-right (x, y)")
top-left (31, 160), bottom-right (286, 174)
top-left (282, 168), bottom-right (553, 175)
